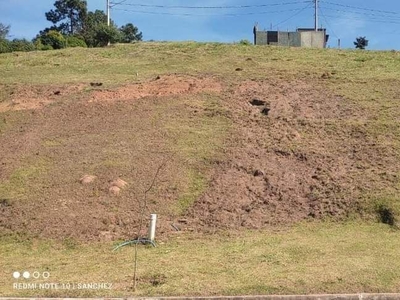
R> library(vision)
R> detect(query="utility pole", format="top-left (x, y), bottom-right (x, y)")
top-left (106, 0), bottom-right (111, 46)
top-left (314, 0), bottom-right (318, 31)
top-left (107, 0), bottom-right (110, 26)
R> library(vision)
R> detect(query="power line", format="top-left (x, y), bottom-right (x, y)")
top-left (320, 6), bottom-right (400, 20)
top-left (110, 1), bottom-right (311, 9)
top-left (274, 2), bottom-right (313, 28)
top-left (322, 13), bottom-right (400, 25)
top-left (113, 7), bottom-right (312, 17)
top-left (110, 0), bottom-right (127, 8)
top-left (318, 7), bottom-right (339, 39)
top-left (319, 0), bottom-right (399, 15)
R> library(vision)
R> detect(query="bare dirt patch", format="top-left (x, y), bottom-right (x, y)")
top-left (0, 75), bottom-right (222, 112)
top-left (183, 78), bottom-right (400, 230)
top-left (89, 74), bottom-right (222, 103)
top-left (1, 75), bottom-right (399, 240)
top-left (0, 84), bottom-right (86, 112)
top-left (0, 76), bottom-right (225, 241)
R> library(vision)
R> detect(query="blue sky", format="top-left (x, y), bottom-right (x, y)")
top-left (1, 0), bottom-right (400, 50)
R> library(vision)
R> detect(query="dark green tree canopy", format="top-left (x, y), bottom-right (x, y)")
top-left (119, 23), bottom-right (142, 43)
top-left (38, 30), bottom-right (67, 49)
top-left (354, 36), bottom-right (368, 50)
top-left (39, 1), bottom-right (142, 48)
top-left (93, 23), bottom-right (121, 47)
top-left (82, 11), bottom-right (142, 47)
top-left (0, 23), bottom-right (11, 39)
top-left (45, 0), bottom-right (87, 35)
top-left (82, 10), bottom-right (108, 47)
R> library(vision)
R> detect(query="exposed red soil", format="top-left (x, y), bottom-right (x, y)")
top-left (90, 74), bottom-right (222, 103)
top-left (184, 78), bottom-right (399, 230)
top-left (0, 84), bottom-right (86, 112)
top-left (1, 74), bottom-right (399, 240)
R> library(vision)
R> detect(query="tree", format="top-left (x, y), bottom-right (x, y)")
top-left (81, 10), bottom-right (107, 47)
top-left (40, 2), bottom-right (143, 48)
top-left (45, 0), bottom-right (87, 35)
top-left (119, 23), bottom-right (142, 43)
top-left (82, 11), bottom-right (143, 46)
top-left (36, 30), bottom-right (67, 49)
top-left (354, 36), bottom-right (368, 50)
top-left (0, 23), bottom-right (10, 39)
top-left (93, 23), bottom-right (121, 47)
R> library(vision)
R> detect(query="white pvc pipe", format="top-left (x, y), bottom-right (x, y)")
top-left (148, 214), bottom-right (157, 242)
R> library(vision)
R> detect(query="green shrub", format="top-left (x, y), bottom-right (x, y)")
top-left (93, 24), bottom-right (121, 47)
top-left (66, 36), bottom-right (87, 48)
top-left (33, 39), bottom-right (52, 51)
top-left (41, 44), bottom-right (54, 51)
top-left (239, 39), bottom-right (252, 46)
top-left (0, 38), bottom-right (11, 53)
top-left (10, 39), bottom-right (35, 52)
top-left (33, 38), bottom-right (43, 50)
top-left (369, 195), bottom-right (400, 228)
top-left (39, 30), bottom-right (66, 49)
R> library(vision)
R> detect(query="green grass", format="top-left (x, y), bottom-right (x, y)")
top-left (161, 93), bottom-right (230, 215)
top-left (1, 221), bottom-right (400, 297)
top-left (165, 94), bottom-right (230, 161)
top-left (175, 169), bottom-right (206, 214)
top-left (362, 193), bottom-right (400, 227)
top-left (1, 43), bottom-right (399, 85)
top-left (0, 157), bottom-right (52, 201)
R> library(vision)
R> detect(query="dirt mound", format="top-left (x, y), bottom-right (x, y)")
top-left (90, 74), bottom-right (222, 102)
top-left (0, 75), bottom-right (221, 112)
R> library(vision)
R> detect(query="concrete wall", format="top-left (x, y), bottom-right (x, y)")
top-left (255, 31), bottom-right (267, 45)
top-left (278, 32), bottom-right (301, 47)
top-left (300, 31), bottom-right (325, 48)
top-left (255, 30), bottom-right (326, 48)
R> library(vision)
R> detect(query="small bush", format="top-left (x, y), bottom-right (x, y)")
top-left (33, 38), bottom-right (42, 50)
top-left (0, 38), bottom-right (11, 53)
top-left (372, 196), bottom-right (400, 228)
top-left (33, 39), bottom-right (53, 51)
top-left (10, 39), bottom-right (35, 52)
top-left (239, 39), bottom-right (252, 46)
top-left (41, 44), bottom-right (54, 51)
top-left (39, 30), bottom-right (66, 50)
top-left (66, 36), bottom-right (87, 48)
top-left (377, 204), bottom-right (396, 226)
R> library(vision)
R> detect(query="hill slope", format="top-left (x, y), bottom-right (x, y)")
top-left (1, 43), bottom-right (400, 240)
top-left (1, 42), bottom-right (400, 297)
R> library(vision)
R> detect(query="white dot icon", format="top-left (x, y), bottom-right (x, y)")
top-left (22, 271), bottom-right (30, 279)
top-left (13, 272), bottom-right (20, 279)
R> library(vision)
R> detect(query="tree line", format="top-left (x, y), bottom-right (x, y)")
top-left (0, 0), bottom-right (142, 53)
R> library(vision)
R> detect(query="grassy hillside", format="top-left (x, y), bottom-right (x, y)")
top-left (1, 42), bottom-right (400, 296)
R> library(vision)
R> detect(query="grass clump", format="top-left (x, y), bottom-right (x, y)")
top-left (0, 158), bottom-right (52, 200)
top-left (176, 169), bottom-right (206, 214)
top-left (372, 196), bottom-right (400, 228)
